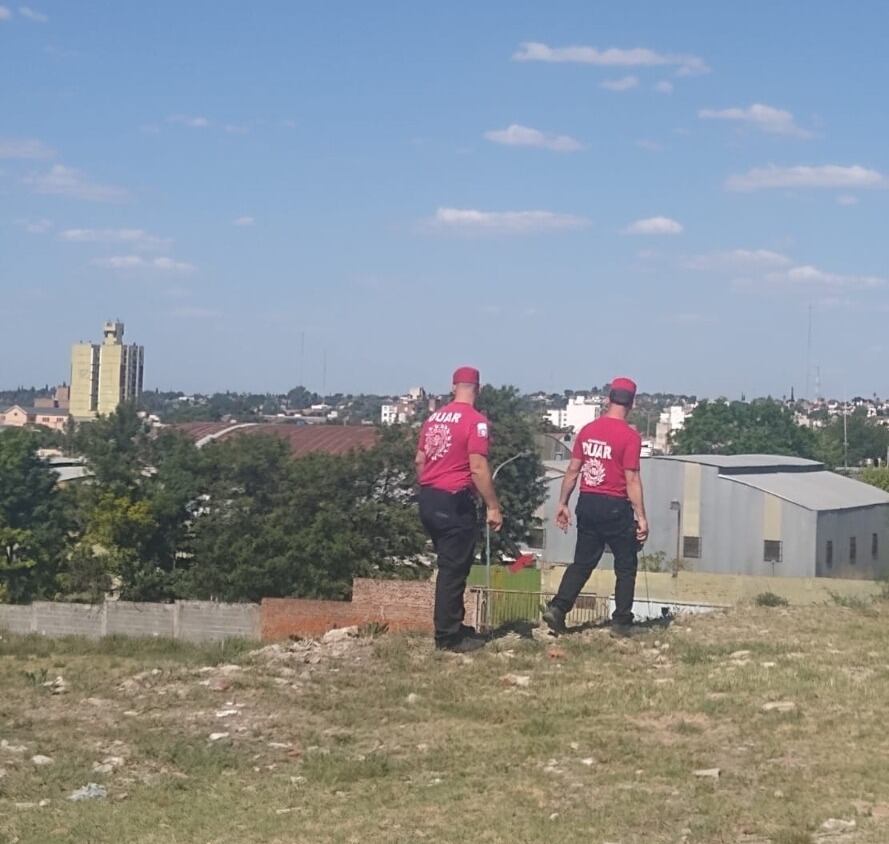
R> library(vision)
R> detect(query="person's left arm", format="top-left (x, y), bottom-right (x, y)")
top-left (624, 434), bottom-right (648, 542)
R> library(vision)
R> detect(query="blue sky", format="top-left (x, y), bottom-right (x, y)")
top-left (2, 1), bottom-right (887, 398)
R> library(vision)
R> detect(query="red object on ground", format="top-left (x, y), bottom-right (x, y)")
top-left (508, 553), bottom-right (536, 574)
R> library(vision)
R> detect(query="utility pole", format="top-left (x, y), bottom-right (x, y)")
top-left (805, 303), bottom-right (813, 399)
top-left (299, 332), bottom-right (305, 386)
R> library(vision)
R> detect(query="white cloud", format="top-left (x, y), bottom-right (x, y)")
top-left (635, 139), bottom-right (663, 152)
top-left (483, 124), bottom-right (583, 152)
top-left (93, 255), bottom-right (144, 270)
top-left (699, 103), bottom-right (812, 138)
top-left (623, 216), bottom-right (683, 235)
top-left (17, 218), bottom-right (53, 234)
top-left (654, 80), bottom-right (674, 94)
top-left (718, 250), bottom-right (886, 299)
top-left (600, 75), bottom-right (639, 92)
top-left (153, 257), bottom-right (195, 273)
top-left (512, 42), bottom-right (709, 76)
top-left (225, 124), bottom-right (250, 135)
top-left (765, 265), bottom-right (885, 290)
top-left (232, 216), bottom-right (255, 226)
top-left (19, 5), bottom-right (47, 21)
top-left (167, 114), bottom-right (210, 128)
top-left (726, 164), bottom-right (887, 192)
top-left (686, 249), bottom-right (792, 271)
top-left (0, 138), bottom-right (56, 159)
top-left (25, 164), bottom-right (129, 202)
top-left (92, 255), bottom-right (195, 273)
top-left (59, 227), bottom-right (170, 250)
top-left (0, 6), bottom-right (11, 20)
top-left (430, 207), bottom-right (590, 234)
top-left (836, 194), bottom-right (859, 206)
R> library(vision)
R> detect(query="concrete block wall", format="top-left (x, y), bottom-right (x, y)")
top-left (1, 578), bottom-right (481, 644)
top-left (106, 602), bottom-right (176, 638)
top-left (0, 600), bottom-right (260, 643)
top-left (0, 604), bottom-right (36, 635)
top-left (177, 601), bottom-right (260, 642)
top-left (33, 601), bottom-right (105, 639)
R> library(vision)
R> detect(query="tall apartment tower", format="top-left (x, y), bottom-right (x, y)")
top-left (70, 321), bottom-right (144, 420)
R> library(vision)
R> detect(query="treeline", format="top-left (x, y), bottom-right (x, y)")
top-left (0, 387), bottom-right (544, 605)
top-left (0, 386), bottom-right (55, 407)
top-left (672, 399), bottom-right (889, 468)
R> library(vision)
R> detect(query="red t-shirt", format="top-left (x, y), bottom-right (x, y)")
top-left (418, 401), bottom-right (490, 493)
top-left (572, 416), bottom-right (642, 498)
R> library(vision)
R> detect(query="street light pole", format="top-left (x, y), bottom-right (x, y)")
top-left (485, 452), bottom-right (530, 593)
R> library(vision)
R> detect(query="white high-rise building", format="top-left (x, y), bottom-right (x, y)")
top-left (655, 405), bottom-right (692, 454)
top-left (545, 395), bottom-right (603, 432)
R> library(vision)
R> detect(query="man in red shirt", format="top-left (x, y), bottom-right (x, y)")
top-left (543, 377), bottom-right (649, 635)
top-left (415, 366), bottom-right (503, 652)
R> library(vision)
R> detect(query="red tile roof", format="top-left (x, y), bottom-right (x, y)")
top-left (174, 422), bottom-right (379, 457)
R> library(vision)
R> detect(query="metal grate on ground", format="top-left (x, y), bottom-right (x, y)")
top-left (468, 588), bottom-right (609, 632)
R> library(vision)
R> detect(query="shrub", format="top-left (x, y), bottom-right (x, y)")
top-left (755, 592), bottom-right (789, 607)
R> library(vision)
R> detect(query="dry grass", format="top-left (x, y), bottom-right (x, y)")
top-left (2, 602), bottom-right (889, 843)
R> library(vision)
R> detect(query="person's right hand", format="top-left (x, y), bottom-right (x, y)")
top-left (487, 506), bottom-right (503, 532)
top-left (635, 515), bottom-right (649, 543)
top-left (555, 504), bottom-right (572, 532)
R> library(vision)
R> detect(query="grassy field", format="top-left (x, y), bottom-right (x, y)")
top-left (2, 600), bottom-right (889, 844)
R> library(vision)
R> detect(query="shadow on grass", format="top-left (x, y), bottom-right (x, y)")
top-left (486, 610), bottom-right (674, 641)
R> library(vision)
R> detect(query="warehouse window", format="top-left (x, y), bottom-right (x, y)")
top-left (682, 536), bottom-right (701, 559)
top-left (826, 541), bottom-right (834, 569)
top-left (763, 540), bottom-right (783, 563)
top-left (873, 533), bottom-right (879, 560)
top-left (850, 537), bottom-right (857, 565)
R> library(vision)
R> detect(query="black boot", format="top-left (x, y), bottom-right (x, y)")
top-left (460, 624), bottom-right (484, 639)
top-left (609, 621), bottom-right (635, 638)
top-left (542, 604), bottom-right (567, 634)
top-left (437, 635), bottom-right (487, 654)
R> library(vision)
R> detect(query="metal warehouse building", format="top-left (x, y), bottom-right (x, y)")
top-left (537, 455), bottom-right (889, 579)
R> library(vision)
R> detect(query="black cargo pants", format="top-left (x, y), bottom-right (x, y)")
top-left (417, 486), bottom-right (479, 646)
top-left (551, 492), bottom-right (639, 625)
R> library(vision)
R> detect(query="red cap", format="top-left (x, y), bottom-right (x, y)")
top-left (452, 366), bottom-right (480, 386)
top-left (611, 377), bottom-right (637, 394)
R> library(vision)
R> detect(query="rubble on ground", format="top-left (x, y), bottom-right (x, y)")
top-left (68, 783), bottom-right (107, 801)
top-left (250, 626), bottom-right (374, 669)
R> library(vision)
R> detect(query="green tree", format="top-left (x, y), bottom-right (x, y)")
top-left (671, 400), bottom-right (817, 459)
top-left (815, 410), bottom-right (889, 469)
top-left (476, 385), bottom-right (547, 556)
top-left (861, 467), bottom-right (889, 492)
top-left (181, 429), bottom-right (427, 601)
top-left (0, 429), bottom-right (69, 601)
top-left (71, 403), bottom-right (151, 491)
top-left (66, 407), bottom-right (205, 601)
top-left (286, 386), bottom-right (321, 410)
